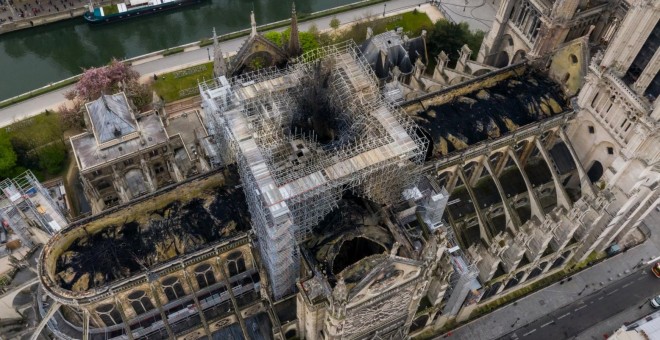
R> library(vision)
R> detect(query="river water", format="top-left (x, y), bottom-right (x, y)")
top-left (0, 0), bottom-right (357, 100)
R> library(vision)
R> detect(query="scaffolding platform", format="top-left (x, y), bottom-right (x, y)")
top-left (200, 41), bottom-right (428, 299)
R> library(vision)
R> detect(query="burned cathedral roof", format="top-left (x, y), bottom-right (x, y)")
top-left (40, 168), bottom-right (251, 294)
top-left (402, 65), bottom-right (571, 159)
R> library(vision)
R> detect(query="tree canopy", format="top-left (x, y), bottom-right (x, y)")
top-left (62, 59), bottom-right (151, 129)
top-left (427, 20), bottom-right (485, 68)
top-left (0, 135), bottom-right (17, 178)
top-left (330, 17), bottom-right (341, 30)
top-left (263, 28), bottom-right (319, 54)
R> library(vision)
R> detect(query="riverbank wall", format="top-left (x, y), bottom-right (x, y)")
top-left (0, 7), bottom-right (87, 34)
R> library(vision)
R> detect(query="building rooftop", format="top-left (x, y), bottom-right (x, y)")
top-left (610, 310), bottom-right (660, 340)
top-left (70, 111), bottom-right (169, 171)
top-left (86, 93), bottom-right (138, 145)
top-left (40, 168), bottom-right (251, 293)
top-left (360, 30), bottom-right (427, 78)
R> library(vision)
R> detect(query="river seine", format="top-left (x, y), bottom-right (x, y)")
top-left (0, 0), bottom-right (357, 100)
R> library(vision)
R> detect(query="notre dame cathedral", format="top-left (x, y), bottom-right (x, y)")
top-left (33, 0), bottom-right (660, 339)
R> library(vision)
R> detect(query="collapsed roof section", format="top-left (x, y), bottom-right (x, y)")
top-left (200, 40), bottom-right (428, 299)
top-left (303, 197), bottom-right (395, 288)
top-left (403, 65), bottom-right (571, 158)
top-left (40, 168), bottom-right (251, 294)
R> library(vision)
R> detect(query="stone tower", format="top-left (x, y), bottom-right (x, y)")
top-left (288, 2), bottom-right (302, 58)
top-left (212, 27), bottom-right (227, 78)
top-left (477, 0), bottom-right (622, 67)
top-left (566, 0), bottom-right (660, 260)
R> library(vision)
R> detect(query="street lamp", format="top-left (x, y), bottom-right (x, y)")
top-left (206, 47), bottom-right (211, 61)
top-left (383, 3), bottom-right (386, 17)
top-left (511, 317), bottom-right (520, 328)
top-left (578, 284), bottom-right (589, 296)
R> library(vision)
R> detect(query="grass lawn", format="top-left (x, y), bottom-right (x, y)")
top-left (385, 11), bottom-right (435, 36)
top-left (339, 10), bottom-right (434, 45)
top-left (152, 62), bottom-right (213, 102)
top-left (2, 112), bottom-right (63, 142)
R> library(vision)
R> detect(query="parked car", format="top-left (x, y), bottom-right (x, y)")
top-left (607, 244), bottom-right (622, 257)
top-left (651, 295), bottom-right (660, 308)
top-left (653, 263), bottom-right (660, 278)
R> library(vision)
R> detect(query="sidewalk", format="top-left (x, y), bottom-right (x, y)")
top-left (443, 235), bottom-right (660, 339)
top-left (431, 0), bottom-right (499, 32)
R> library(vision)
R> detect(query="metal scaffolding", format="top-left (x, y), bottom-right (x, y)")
top-left (0, 171), bottom-right (68, 246)
top-left (200, 41), bottom-right (428, 299)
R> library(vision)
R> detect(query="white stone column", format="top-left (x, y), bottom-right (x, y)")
top-left (30, 301), bottom-right (61, 340)
top-left (113, 296), bottom-right (135, 340)
top-left (457, 168), bottom-right (493, 243)
top-left (483, 157), bottom-right (521, 231)
top-left (633, 47), bottom-right (660, 95)
top-left (507, 147), bottom-right (545, 221)
top-left (140, 158), bottom-right (156, 192)
top-left (82, 309), bottom-right (89, 340)
top-left (534, 138), bottom-right (572, 210)
top-left (148, 282), bottom-right (175, 339)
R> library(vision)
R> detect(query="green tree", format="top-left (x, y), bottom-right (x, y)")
top-left (300, 32), bottom-right (319, 53)
top-left (330, 17), bottom-right (341, 30)
top-left (10, 137), bottom-right (39, 171)
top-left (308, 24), bottom-right (319, 37)
top-left (263, 31), bottom-right (283, 47)
top-left (265, 29), bottom-right (320, 54)
top-left (427, 20), bottom-right (484, 68)
top-left (0, 135), bottom-right (17, 178)
top-left (37, 144), bottom-right (66, 175)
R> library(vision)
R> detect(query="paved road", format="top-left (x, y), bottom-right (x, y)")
top-left (0, 0), bottom-right (428, 127)
top-left (576, 291), bottom-right (658, 340)
top-left (498, 269), bottom-right (660, 340)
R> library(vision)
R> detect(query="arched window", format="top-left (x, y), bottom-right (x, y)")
top-left (195, 263), bottom-right (216, 289)
top-left (227, 251), bottom-right (246, 277)
top-left (127, 290), bottom-right (154, 315)
top-left (591, 92), bottom-right (600, 108)
top-left (96, 303), bottom-right (122, 326)
top-left (285, 329), bottom-right (298, 339)
top-left (607, 95), bottom-right (617, 113)
top-left (161, 276), bottom-right (185, 302)
top-left (587, 161), bottom-right (604, 182)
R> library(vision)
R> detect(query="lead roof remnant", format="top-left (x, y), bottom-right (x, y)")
top-left (86, 93), bottom-right (137, 145)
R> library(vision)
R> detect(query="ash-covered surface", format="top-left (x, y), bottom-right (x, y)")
top-left (55, 171), bottom-right (251, 291)
top-left (409, 70), bottom-right (570, 158)
top-left (304, 197), bottom-right (393, 287)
